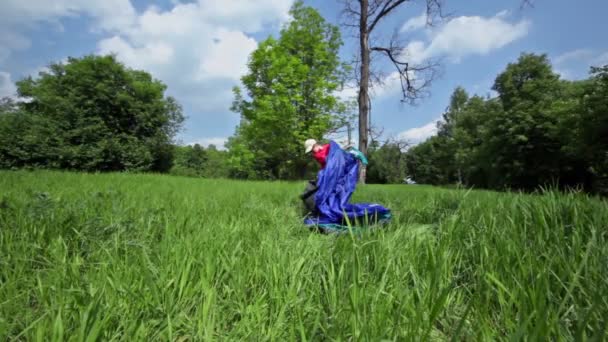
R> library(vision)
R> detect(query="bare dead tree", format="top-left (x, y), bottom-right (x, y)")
top-left (520, 0), bottom-right (535, 9)
top-left (340, 0), bottom-right (445, 183)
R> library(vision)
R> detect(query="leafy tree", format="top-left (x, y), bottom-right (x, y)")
top-left (0, 109), bottom-right (62, 169)
top-left (184, 144), bottom-right (207, 172)
top-left (579, 65), bottom-right (608, 194)
top-left (405, 136), bottom-right (448, 185)
top-left (0, 55), bottom-right (184, 172)
top-left (451, 96), bottom-right (500, 187)
top-left (485, 53), bottom-right (564, 189)
top-left (437, 86), bottom-right (469, 138)
top-left (0, 97), bottom-right (18, 113)
top-left (171, 143), bottom-right (231, 178)
top-left (367, 140), bottom-right (408, 184)
top-left (202, 144), bottom-right (230, 179)
top-left (404, 54), bottom-right (607, 195)
top-left (229, 1), bottom-right (347, 180)
top-left (171, 144), bottom-right (209, 177)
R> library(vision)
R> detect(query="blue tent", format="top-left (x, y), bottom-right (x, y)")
top-left (304, 141), bottom-right (391, 233)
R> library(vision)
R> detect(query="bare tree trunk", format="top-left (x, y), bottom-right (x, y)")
top-left (358, 0), bottom-right (370, 184)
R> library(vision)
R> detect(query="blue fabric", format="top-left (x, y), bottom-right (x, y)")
top-left (304, 141), bottom-right (391, 226)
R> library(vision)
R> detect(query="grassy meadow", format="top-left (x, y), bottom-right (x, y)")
top-left (1, 170), bottom-right (607, 340)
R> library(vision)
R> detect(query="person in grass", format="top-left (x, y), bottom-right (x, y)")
top-left (304, 138), bottom-right (363, 169)
top-left (304, 139), bottom-right (330, 169)
top-left (301, 138), bottom-right (390, 230)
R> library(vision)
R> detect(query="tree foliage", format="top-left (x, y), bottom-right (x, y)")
top-left (405, 53), bottom-right (608, 195)
top-left (0, 55), bottom-right (184, 172)
top-left (228, 1), bottom-right (347, 180)
top-left (171, 144), bottom-right (229, 178)
top-left (366, 140), bottom-right (408, 184)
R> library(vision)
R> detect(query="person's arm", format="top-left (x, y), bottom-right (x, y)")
top-left (348, 146), bottom-right (368, 165)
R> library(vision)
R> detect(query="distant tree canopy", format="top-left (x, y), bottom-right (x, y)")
top-left (405, 53), bottom-right (608, 195)
top-left (366, 140), bottom-right (409, 184)
top-left (0, 55), bottom-right (184, 172)
top-left (171, 144), bottom-right (230, 178)
top-left (227, 1), bottom-right (349, 180)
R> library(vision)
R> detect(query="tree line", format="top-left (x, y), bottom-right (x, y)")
top-left (405, 54), bottom-right (607, 195)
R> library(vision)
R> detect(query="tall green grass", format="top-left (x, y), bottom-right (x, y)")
top-left (1, 170), bottom-right (607, 340)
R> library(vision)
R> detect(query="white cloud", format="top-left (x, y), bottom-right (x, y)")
top-left (400, 12), bottom-right (427, 32)
top-left (335, 73), bottom-right (405, 101)
top-left (0, 30), bottom-right (31, 63)
top-left (554, 49), bottom-right (608, 80)
top-left (197, 29), bottom-right (258, 80)
top-left (0, 71), bottom-right (17, 98)
top-left (0, 0), bottom-right (293, 114)
top-left (97, 36), bottom-right (175, 67)
top-left (554, 49), bottom-right (593, 65)
top-left (196, 0), bottom-right (292, 32)
top-left (398, 119), bottom-right (439, 144)
top-left (0, 0), bottom-right (137, 62)
top-left (372, 71), bottom-right (403, 98)
top-left (94, 0), bottom-right (293, 117)
top-left (187, 137), bottom-right (228, 150)
top-left (404, 11), bottom-right (530, 64)
top-left (336, 85), bottom-right (358, 101)
top-left (593, 52), bottom-right (608, 66)
top-left (0, 0), bottom-right (136, 28)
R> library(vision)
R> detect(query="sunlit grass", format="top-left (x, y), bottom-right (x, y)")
top-left (1, 170), bottom-right (606, 340)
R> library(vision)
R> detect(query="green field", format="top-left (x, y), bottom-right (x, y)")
top-left (1, 171), bottom-right (607, 340)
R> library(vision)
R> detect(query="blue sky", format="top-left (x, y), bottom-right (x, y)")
top-left (1, 0), bottom-right (607, 148)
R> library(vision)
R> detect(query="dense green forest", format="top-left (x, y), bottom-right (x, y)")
top-left (405, 55), bottom-right (607, 195)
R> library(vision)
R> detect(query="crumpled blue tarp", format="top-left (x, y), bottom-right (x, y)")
top-left (304, 140), bottom-right (391, 227)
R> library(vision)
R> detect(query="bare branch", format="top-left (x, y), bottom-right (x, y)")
top-left (339, 0), bottom-right (361, 22)
top-left (339, 0), bottom-right (365, 38)
top-left (371, 33), bottom-right (442, 104)
top-left (370, 47), bottom-right (406, 65)
top-left (520, 0), bottom-right (534, 9)
top-left (367, 0), bottom-right (448, 33)
top-left (425, 0), bottom-right (450, 25)
top-left (368, 0), bottom-right (408, 33)
top-left (369, 124), bottom-right (384, 142)
top-left (367, 0), bottom-right (386, 19)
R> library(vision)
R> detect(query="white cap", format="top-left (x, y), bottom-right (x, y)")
top-left (304, 139), bottom-right (317, 153)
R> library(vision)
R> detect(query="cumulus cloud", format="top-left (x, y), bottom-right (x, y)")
top-left (336, 86), bottom-right (359, 101)
top-left (554, 49), bottom-right (608, 80)
top-left (0, 0), bottom-right (136, 29)
top-left (197, 29), bottom-right (258, 80)
top-left (400, 12), bottom-right (427, 32)
top-left (398, 119), bottom-right (439, 144)
top-left (0, 0), bottom-right (136, 62)
top-left (337, 72), bottom-right (408, 100)
top-left (372, 11), bottom-right (528, 98)
top-left (372, 72), bottom-right (403, 98)
top-left (594, 52), bottom-right (608, 66)
top-left (94, 0), bottom-right (293, 119)
top-left (554, 49), bottom-right (594, 65)
top-left (0, 71), bottom-right (17, 98)
top-left (403, 11), bottom-right (530, 64)
top-left (0, 31), bottom-right (31, 63)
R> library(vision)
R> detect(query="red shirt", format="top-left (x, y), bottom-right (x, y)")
top-left (313, 144), bottom-right (330, 169)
